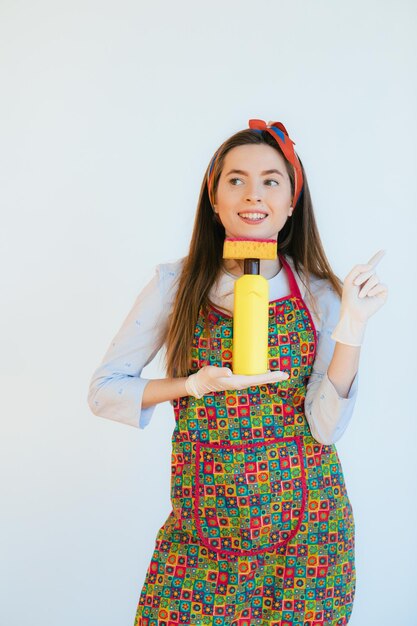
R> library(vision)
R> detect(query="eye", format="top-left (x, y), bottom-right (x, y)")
top-left (228, 178), bottom-right (279, 186)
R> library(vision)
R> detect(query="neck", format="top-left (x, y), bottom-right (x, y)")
top-left (223, 257), bottom-right (282, 279)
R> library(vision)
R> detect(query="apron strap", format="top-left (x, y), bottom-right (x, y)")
top-left (279, 253), bottom-right (302, 300)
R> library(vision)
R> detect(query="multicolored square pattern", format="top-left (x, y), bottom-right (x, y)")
top-left (134, 294), bottom-right (355, 625)
top-left (195, 437), bottom-right (306, 555)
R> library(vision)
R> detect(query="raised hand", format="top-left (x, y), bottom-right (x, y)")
top-left (331, 249), bottom-right (388, 347)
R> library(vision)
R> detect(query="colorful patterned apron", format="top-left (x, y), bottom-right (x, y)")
top-left (135, 254), bottom-right (355, 626)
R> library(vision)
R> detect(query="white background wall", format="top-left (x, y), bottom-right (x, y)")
top-left (1, 1), bottom-right (416, 624)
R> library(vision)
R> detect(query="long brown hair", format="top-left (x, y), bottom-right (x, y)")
top-left (165, 127), bottom-right (343, 378)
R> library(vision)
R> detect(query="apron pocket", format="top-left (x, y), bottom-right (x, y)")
top-left (194, 437), bottom-right (306, 556)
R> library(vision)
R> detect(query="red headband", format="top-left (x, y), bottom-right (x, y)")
top-left (207, 118), bottom-right (303, 209)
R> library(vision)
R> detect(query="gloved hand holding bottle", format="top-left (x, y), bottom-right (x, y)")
top-left (331, 249), bottom-right (389, 347)
top-left (185, 366), bottom-right (289, 399)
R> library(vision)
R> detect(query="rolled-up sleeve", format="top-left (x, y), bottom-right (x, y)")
top-left (304, 282), bottom-right (359, 445)
top-left (87, 263), bottom-right (179, 429)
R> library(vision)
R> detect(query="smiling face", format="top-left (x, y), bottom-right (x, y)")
top-left (213, 143), bottom-right (294, 241)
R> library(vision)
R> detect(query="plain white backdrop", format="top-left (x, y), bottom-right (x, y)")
top-left (1, 1), bottom-right (416, 624)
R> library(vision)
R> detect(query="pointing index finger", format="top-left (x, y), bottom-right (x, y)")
top-left (366, 249), bottom-right (386, 268)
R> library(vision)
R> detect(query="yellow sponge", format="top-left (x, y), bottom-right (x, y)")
top-left (223, 238), bottom-right (277, 260)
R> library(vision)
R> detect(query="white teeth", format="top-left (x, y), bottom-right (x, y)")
top-left (239, 212), bottom-right (266, 220)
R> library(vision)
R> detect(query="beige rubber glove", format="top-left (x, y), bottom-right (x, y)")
top-left (185, 365), bottom-right (289, 399)
top-left (331, 249), bottom-right (389, 347)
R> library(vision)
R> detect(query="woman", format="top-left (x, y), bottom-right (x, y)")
top-left (88, 119), bottom-right (388, 625)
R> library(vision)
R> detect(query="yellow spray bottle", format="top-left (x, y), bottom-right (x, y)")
top-left (223, 238), bottom-right (278, 375)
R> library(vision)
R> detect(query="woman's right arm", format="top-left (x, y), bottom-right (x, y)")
top-left (87, 261), bottom-right (182, 429)
top-left (142, 377), bottom-right (188, 408)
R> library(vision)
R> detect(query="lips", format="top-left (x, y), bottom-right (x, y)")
top-left (238, 211), bottom-right (268, 224)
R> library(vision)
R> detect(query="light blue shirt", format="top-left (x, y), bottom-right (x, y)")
top-left (87, 255), bottom-right (359, 444)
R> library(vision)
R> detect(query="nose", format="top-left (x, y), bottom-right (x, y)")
top-left (245, 195), bottom-right (262, 205)
top-left (245, 184), bottom-right (263, 203)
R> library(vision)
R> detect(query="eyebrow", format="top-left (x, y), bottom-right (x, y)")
top-left (225, 168), bottom-right (284, 177)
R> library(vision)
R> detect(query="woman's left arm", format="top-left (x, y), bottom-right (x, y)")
top-left (327, 343), bottom-right (360, 399)
top-left (304, 249), bottom-right (388, 444)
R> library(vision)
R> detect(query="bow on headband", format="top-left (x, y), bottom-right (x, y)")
top-left (207, 118), bottom-right (303, 210)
